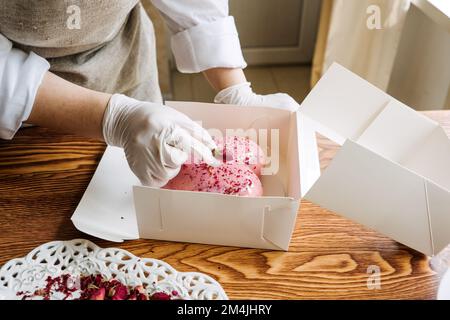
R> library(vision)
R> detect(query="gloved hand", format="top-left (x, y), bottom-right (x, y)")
top-left (102, 94), bottom-right (219, 187)
top-left (214, 82), bottom-right (299, 111)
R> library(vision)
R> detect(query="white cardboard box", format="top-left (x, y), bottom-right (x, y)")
top-left (72, 102), bottom-right (301, 250)
top-left (71, 63), bottom-right (450, 255)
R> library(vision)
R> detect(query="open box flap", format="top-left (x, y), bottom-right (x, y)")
top-left (299, 63), bottom-right (450, 189)
top-left (299, 63), bottom-right (450, 255)
top-left (71, 219), bottom-right (127, 243)
top-left (304, 140), bottom-right (434, 255)
top-left (71, 147), bottom-right (140, 242)
top-left (297, 113), bottom-right (321, 198)
top-left (356, 99), bottom-right (438, 163)
top-left (404, 126), bottom-right (450, 192)
top-left (299, 63), bottom-right (391, 145)
top-left (353, 99), bottom-right (450, 193)
top-left (426, 181), bottom-right (450, 253)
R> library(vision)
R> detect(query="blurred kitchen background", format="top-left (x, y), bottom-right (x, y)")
top-left (143, 0), bottom-right (449, 111)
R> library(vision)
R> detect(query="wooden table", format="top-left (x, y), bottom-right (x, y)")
top-left (1, 111), bottom-right (449, 300)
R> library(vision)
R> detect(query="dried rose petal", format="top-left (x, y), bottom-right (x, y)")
top-left (134, 293), bottom-right (147, 300)
top-left (111, 285), bottom-right (128, 300)
top-left (150, 292), bottom-right (171, 300)
top-left (90, 288), bottom-right (106, 300)
top-left (26, 273), bottom-right (178, 301)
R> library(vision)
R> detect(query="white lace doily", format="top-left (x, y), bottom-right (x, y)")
top-left (0, 239), bottom-right (227, 300)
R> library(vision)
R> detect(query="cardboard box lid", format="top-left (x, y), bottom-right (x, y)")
top-left (299, 63), bottom-right (450, 256)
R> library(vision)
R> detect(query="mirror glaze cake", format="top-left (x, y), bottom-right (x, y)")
top-left (163, 136), bottom-right (265, 196)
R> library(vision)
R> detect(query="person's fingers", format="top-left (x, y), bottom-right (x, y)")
top-left (123, 103), bottom-right (224, 186)
top-left (167, 108), bottom-right (217, 151)
top-left (125, 147), bottom-right (155, 186)
top-left (181, 122), bottom-right (218, 151)
top-left (189, 136), bottom-right (221, 166)
top-left (134, 157), bottom-right (176, 188)
top-left (192, 124), bottom-right (218, 151)
top-left (161, 142), bottom-right (188, 168)
top-left (140, 174), bottom-right (170, 188)
top-left (264, 93), bottom-right (299, 111)
top-left (124, 141), bottom-right (171, 187)
top-left (169, 127), bottom-right (220, 167)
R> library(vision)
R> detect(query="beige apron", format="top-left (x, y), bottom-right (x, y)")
top-left (0, 0), bottom-right (162, 103)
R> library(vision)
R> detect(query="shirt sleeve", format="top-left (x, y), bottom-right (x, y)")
top-left (0, 33), bottom-right (50, 139)
top-left (150, 0), bottom-right (247, 73)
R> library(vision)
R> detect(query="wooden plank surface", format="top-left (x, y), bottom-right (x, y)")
top-left (0, 110), bottom-right (449, 299)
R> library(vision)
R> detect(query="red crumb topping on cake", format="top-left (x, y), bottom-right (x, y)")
top-left (164, 162), bottom-right (263, 197)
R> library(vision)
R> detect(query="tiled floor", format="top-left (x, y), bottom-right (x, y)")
top-left (171, 64), bottom-right (312, 103)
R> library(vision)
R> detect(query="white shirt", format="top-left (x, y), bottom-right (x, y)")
top-left (0, 0), bottom-right (246, 139)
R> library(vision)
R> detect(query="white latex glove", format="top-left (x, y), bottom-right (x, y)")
top-left (103, 94), bottom-right (219, 187)
top-left (214, 82), bottom-right (299, 111)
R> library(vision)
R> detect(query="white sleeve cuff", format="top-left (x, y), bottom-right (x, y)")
top-left (0, 49), bottom-right (50, 140)
top-left (171, 16), bottom-right (247, 73)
